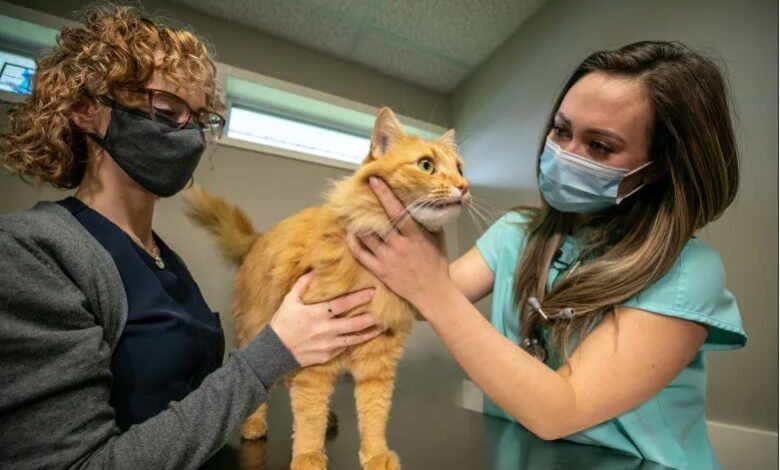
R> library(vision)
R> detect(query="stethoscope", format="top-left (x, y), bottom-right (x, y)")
top-left (521, 256), bottom-right (581, 362)
top-left (526, 296), bottom-right (576, 321)
top-left (526, 257), bottom-right (581, 321)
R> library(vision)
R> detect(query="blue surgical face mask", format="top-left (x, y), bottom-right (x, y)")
top-left (539, 138), bottom-right (652, 213)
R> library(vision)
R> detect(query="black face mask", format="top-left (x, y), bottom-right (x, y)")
top-left (87, 100), bottom-right (206, 197)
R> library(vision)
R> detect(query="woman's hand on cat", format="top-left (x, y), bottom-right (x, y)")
top-left (269, 271), bottom-right (384, 367)
top-left (346, 177), bottom-right (452, 311)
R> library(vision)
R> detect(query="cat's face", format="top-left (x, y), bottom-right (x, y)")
top-left (359, 108), bottom-right (470, 231)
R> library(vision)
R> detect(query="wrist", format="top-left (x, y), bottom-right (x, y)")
top-left (241, 326), bottom-right (301, 387)
top-left (410, 277), bottom-right (459, 316)
top-left (269, 321), bottom-right (296, 359)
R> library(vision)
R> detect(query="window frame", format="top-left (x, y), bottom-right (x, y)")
top-left (221, 100), bottom-right (371, 171)
top-left (215, 63), bottom-right (447, 171)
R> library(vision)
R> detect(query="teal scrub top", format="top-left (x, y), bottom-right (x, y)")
top-left (475, 212), bottom-right (747, 470)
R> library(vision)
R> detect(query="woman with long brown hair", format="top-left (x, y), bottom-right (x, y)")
top-left (349, 41), bottom-right (746, 469)
top-left (0, 5), bottom-right (382, 468)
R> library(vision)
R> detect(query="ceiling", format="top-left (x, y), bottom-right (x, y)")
top-left (171, 0), bottom-right (548, 93)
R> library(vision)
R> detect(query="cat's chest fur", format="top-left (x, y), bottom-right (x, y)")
top-left (295, 206), bottom-right (416, 332)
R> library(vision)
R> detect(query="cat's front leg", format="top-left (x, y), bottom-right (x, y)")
top-left (289, 366), bottom-right (338, 470)
top-left (350, 336), bottom-right (404, 470)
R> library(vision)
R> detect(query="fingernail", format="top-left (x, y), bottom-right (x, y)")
top-left (369, 176), bottom-right (379, 187)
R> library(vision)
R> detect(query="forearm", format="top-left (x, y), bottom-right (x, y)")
top-left (415, 260), bottom-right (491, 322)
top-left (78, 326), bottom-right (297, 469)
top-left (415, 282), bottom-right (579, 439)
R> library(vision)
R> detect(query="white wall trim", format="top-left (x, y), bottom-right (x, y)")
top-left (707, 421), bottom-right (778, 470)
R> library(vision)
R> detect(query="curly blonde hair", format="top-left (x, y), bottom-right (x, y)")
top-left (1, 4), bottom-right (224, 189)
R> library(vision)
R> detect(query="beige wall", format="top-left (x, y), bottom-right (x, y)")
top-left (452, 0), bottom-right (777, 432)
top-left (0, 0), bottom-right (465, 404)
top-left (2, 0), bottom-right (451, 127)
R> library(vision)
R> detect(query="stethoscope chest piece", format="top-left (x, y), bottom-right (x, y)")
top-left (522, 337), bottom-right (547, 362)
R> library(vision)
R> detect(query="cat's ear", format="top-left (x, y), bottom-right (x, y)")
top-left (438, 129), bottom-right (457, 149)
top-left (368, 107), bottom-right (404, 160)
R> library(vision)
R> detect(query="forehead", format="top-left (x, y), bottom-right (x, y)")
top-left (398, 138), bottom-right (462, 164)
top-left (432, 146), bottom-right (463, 167)
top-left (559, 72), bottom-right (651, 139)
top-left (146, 63), bottom-right (207, 110)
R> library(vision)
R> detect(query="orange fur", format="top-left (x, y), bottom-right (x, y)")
top-left (185, 107), bottom-right (469, 470)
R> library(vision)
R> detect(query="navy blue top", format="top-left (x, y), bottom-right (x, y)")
top-left (58, 197), bottom-right (225, 431)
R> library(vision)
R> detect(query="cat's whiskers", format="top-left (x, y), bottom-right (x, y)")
top-left (383, 193), bottom-right (432, 236)
top-left (468, 200), bottom-right (494, 222)
top-left (468, 196), bottom-right (501, 222)
top-left (467, 203), bottom-right (494, 233)
top-left (469, 195), bottom-right (502, 216)
top-left (405, 192), bottom-right (469, 230)
top-left (466, 206), bottom-right (489, 234)
top-left (346, 187), bottom-right (427, 236)
top-left (467, 209), bottom-right (487, 234)
top-left (458, 194), bottom-right (499, 235)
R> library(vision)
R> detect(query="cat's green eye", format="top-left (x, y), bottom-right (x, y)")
top-left (417, 158), bottom-right (435, 175)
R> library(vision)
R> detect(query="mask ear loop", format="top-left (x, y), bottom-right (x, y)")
top-left (71, 92), bottom-right (113, 166)
top-left (616, 160), bottom-right (654, 204)
top-left (74, 91), bottom-right (114, 144)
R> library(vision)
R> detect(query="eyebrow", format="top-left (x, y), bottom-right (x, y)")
top-left (555, 111), bottom-right (627, 145)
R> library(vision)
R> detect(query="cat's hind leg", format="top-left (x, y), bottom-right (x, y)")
top-left (289, 366), bottom-right (338, 470)
top-left (241, 402), bottom-right (268, 440)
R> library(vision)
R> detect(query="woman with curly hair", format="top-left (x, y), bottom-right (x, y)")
top-left (0, 5), bottom-right (382, 469)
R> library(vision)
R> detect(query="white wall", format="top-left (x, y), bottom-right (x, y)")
top-left (452, 0), bottom-right (777, 433)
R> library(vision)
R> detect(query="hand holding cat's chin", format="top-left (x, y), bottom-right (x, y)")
top-left (347, 177), bottom-right (457, 308)
top-left (346, 229), bottom-right (452, 310)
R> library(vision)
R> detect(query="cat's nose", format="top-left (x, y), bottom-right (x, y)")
top-left (456, 183), bottom-right (469, 196)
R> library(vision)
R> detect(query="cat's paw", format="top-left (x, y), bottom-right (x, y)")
top-left (291, 452), bottom-right (328, 470)
top-left (240, 417), bottom-right (268, 440)
top-left (363, 451), bottom-right (400, 470)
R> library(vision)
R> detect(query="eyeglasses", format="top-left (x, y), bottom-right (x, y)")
top-left (104, 86), bottom-right (226, 142)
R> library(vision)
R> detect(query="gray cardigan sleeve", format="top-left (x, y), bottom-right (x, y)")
top-left (0, 230), bottom-right (299, 470)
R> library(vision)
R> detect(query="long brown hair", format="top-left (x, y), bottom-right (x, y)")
top-left (514, 41), bottom-right (739, 357)
top-left (0, 4), bottom-right (223, 189)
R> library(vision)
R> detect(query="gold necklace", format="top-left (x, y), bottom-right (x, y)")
top-left (125, 230), bottom-right (165, 269)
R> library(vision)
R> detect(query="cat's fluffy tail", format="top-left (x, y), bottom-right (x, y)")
top-left (183, 184), bottom-right (259, 264)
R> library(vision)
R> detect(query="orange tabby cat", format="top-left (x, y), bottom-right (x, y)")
top-left (185, 107), bottom-right (469, 470)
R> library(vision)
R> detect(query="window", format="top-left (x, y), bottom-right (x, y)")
top-left (220, 69), bottom-right (445, 169)
top-left (228, 107), bottom-right (370, 165)
top-left (0, 50), bottom-right (35, 94)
